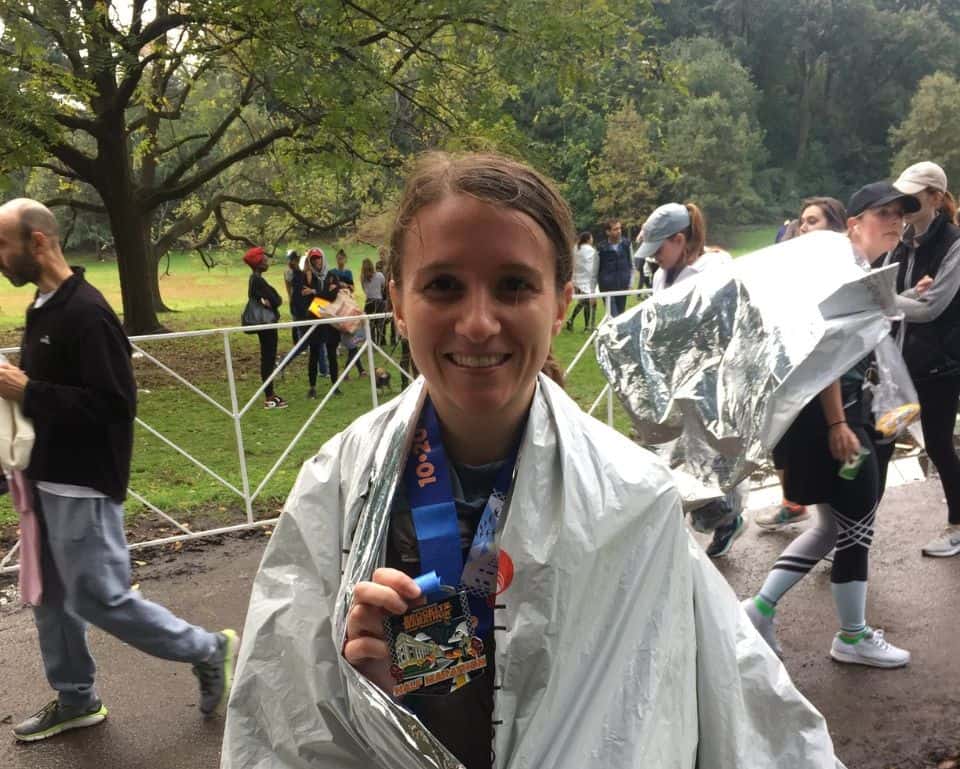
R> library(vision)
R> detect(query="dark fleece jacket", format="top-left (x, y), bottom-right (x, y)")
top-left (20, 268), bottom-right (136, 501)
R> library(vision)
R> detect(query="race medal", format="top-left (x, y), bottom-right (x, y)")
top-left (385, 591), bottom-right (486, 698)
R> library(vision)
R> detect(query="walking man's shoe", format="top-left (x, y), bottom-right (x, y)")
top-left (192, 629), bottom-right (239, 717)
top-left (13, 699), bottom-right (108, 742)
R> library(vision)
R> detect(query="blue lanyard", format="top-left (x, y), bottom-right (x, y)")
top-left (404, 399), bottom-right (518, 635)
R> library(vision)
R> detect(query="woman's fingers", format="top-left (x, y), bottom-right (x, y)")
top-left (343, 635), bottom-right (391, 666)
top-left (370, 567), bottom-right (423, 601)
top-left (351, 581), bottom-right (411, 616)
top-left (346, 602), bottom-right (390, 639)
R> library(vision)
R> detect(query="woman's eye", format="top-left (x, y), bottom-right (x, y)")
top-left (423, 275), bottom-right (462, 294)
top-left (499, 276), bottom-right (537, 297)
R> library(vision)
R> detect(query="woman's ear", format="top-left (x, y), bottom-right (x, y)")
top-left (389, 279), bottom-right (407, 337)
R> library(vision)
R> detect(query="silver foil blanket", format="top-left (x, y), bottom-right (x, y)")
top-left (596, 231), bottom-right (898, 492)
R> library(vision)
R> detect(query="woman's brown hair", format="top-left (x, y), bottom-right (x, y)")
top-left (939, 190), bottom-right (958, 223)
top-left (799, 197), bottom-right (847, 233)
top-left (361, 258), bottom-right (374, 285)
top-left (388, 151), bottom-right (575, 386)
top-left (681, 203), bottom-right (707, 265)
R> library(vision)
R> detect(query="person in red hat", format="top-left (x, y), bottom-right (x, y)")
top-left (244, 247), bottom-right (287, 409)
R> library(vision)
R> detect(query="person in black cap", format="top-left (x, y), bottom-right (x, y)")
top-left (742, 181), bottom-right (919, 669)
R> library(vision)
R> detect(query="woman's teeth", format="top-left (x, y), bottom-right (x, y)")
top-left (449, 354), bottom-right (508, 368)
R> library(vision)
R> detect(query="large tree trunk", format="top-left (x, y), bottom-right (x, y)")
top-left (96, 126), bottom-right (164, 335)
top-left (147, 238), bottom-right (176, 314)
top-left (147, 247), bottom-right (175, 312)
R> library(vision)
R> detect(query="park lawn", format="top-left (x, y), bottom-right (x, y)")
top-left (0, 226), bottom-right (774, 532)
top-left (723, 225), bottom-right (778, 257)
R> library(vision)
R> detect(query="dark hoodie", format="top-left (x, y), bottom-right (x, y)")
top-left (19, 268), bottom-right (136, 501)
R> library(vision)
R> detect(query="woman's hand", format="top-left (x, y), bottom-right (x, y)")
top-left (343, 568), bottom-right (423, 693)
top-left (915, 275), bottom-right (933, 295)
top-left (259, 297), bottom-right (271, 307)
top-left (301, 286), bottom-right (314, 296)
top-left (828, 422), bottom-right (861, 463)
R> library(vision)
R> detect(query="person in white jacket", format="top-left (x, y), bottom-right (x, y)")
top-left (566, 231), bottom-right (598, 331)
top-left (222, 152), bottom-right (845, 769)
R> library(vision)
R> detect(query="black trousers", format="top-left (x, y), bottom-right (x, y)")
top-left (915, 376), bottom-right (960, 524)
top-left (365, 299), bottom-right (386, 345)
top-left (609, 293), bottom-right (627, 317)
top-left (256, 329), bottom-right (278, 398)
top-left (569, 297), bottom-right (595, 329)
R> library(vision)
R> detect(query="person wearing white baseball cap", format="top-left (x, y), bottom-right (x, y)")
top-left (635, 202), bottom-right (732, 295)
top-left (889, 161), bottom-right (960, 557)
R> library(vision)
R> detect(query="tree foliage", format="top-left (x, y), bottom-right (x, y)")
top-left (588, 100), bottom-right (666, 227)
top-left (890, 72), bottom-right (960, 187)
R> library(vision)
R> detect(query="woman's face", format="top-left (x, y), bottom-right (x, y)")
top-left (653, 232), bottom-right (686, 271)
top-left (799, 205), bottom-right (829, 234)
top-left (904, 188), bottom-right (942, 226)
top-left (391, 194), bottom-right (572, 429)
top-left (851, 203), bottom-right (905, 261)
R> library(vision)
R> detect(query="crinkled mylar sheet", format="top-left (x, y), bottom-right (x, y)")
top-left (597, 231), bottom-right (897, 494)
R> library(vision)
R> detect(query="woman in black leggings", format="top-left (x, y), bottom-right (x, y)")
top-left (244, 246), bottom-right (287, 409)
top-left (888, 161), bottom-right (960, 557)
top-left (742, 182), bottom-right (919, 668)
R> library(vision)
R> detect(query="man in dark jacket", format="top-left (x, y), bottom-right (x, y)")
top-left (0, 199), bottom-right (237, 742)
top-left (596, 219), bottom-right (633, 316)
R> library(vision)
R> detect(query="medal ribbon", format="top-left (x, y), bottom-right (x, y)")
top-left (404, 398), bottom-right (518, 636)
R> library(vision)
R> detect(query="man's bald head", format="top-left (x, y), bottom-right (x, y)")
top-left (0, 198), bottom-right (69, 289)
top-left (0, 199), bottom-right (61, 249)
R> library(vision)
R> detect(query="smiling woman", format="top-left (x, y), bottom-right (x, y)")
top-left (223, 152), bottom-right (846, 769)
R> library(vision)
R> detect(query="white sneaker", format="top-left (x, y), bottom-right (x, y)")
top-left (921, 525), bottom-right (960, 557)
top-left (830, 628), bottom-right (910, 668)
top-left (741, 598), bottom-right (782, 657)
top-left (755, 502), bottom-right (810, 530)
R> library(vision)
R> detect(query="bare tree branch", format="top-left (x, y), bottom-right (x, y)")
top-left (213, 205), bottom-right (258, 249)
top-left (44, 197), bottom-right (107, 214)
top-left (160, 76), bottom-right (259, 187)
top-left (37, 162), bottom-right (83, 181)
top-left (218, 195), bottom-right (360, 232)
top-left (113, 48), bottom-right (167, 113)
top-left (154, 133), bottom-right (208, 158)
top-left (146, 125), bottom-right (295, 208)
top-left (132, 14), bottom-right (195, 52)
top-left (53, 112), bottom-right (101, 136)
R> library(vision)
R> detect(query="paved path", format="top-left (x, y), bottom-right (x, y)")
top-left (1, 481), bottom-right (958, 769)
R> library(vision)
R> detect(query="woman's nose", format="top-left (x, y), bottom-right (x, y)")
top-left (455, 290), bottom-right (500, 341)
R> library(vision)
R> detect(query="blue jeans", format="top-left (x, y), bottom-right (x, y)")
top-left (33, 491), bottom-right (217, 707)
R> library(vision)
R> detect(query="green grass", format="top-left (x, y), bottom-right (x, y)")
top-left (722, 226), bottom-right (779, 257)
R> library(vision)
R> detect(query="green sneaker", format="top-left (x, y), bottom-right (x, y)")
top-left (13, 699), bottom-right (108, 742)
top-left (192, 629), bottom-right (239, 717)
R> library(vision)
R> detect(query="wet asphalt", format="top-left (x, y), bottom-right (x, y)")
top-left (0, 479), bottom-right (958, 769)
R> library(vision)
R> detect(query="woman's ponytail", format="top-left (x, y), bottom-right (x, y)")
top-left (942, 190), bottom-right (958, 224)
top-left (683, 203), bottom-right (707, 265)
